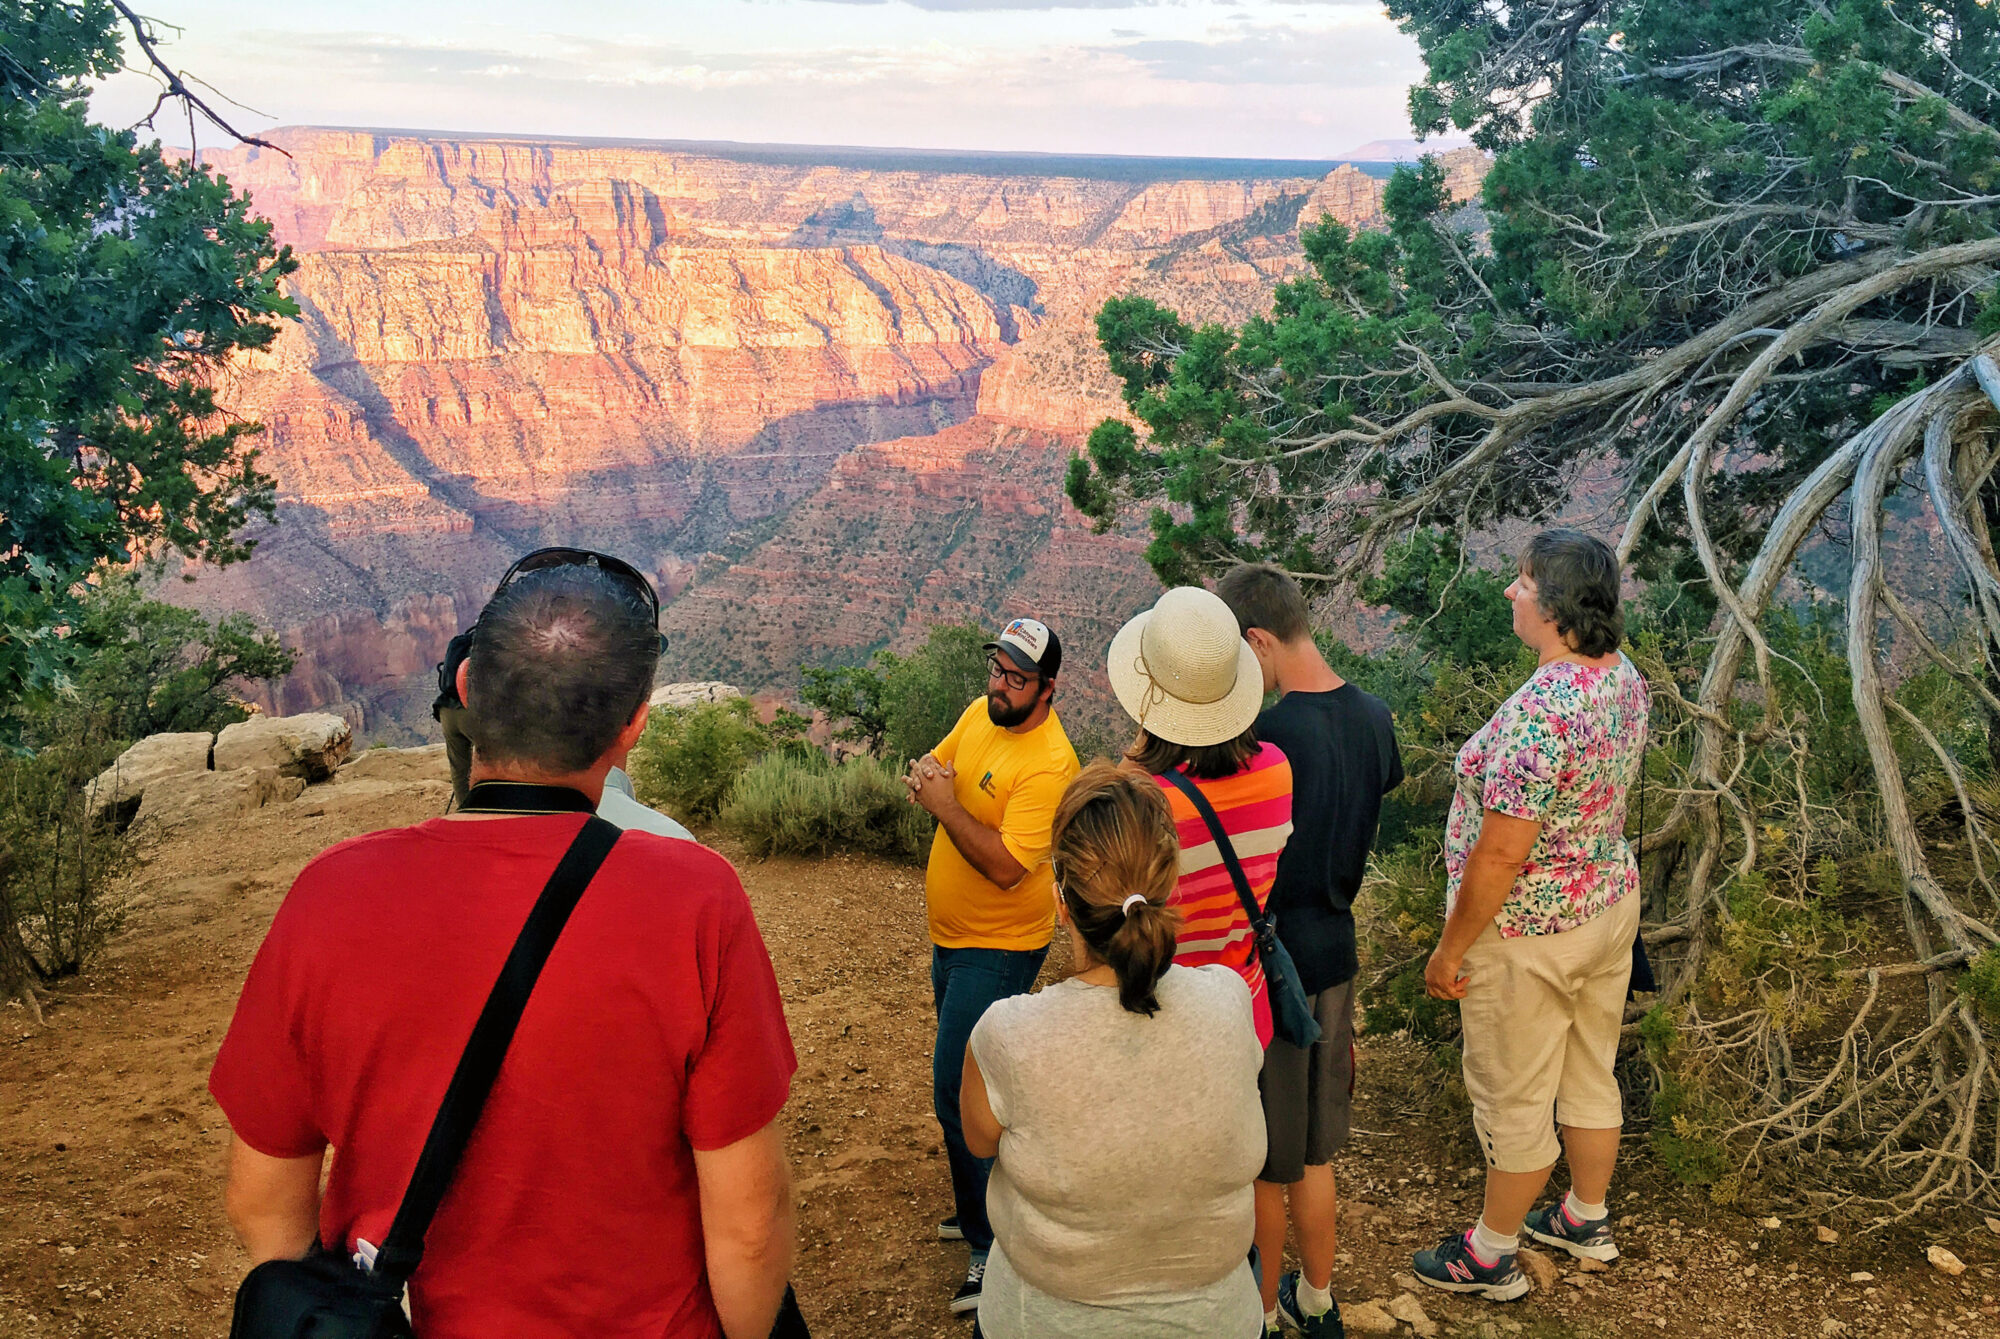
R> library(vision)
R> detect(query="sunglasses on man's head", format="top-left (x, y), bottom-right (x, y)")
top-left (987, 654), bottom-right (1035, 692)
top-left (495, 547), bottom-right (668, 653)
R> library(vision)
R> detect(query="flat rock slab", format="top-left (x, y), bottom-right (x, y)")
top-left (86, 732), bottom-right (214, 823)
top-left (214, 713), bottom-right (352, 780)
top-left (293, 778), bottom-right (451, 818)
top-left (1344, 1300), bottom-right (1398, 1333)
top-left (338, 743), bottom-right (447, 785)
top-left (134, 766), bottom-right (305, 831)
top-left (649, 681), bottom-right (741, 709)
top-left (1387, 1292), bottom-right (1439, 1337)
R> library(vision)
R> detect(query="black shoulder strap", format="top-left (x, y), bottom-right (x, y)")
top-left (1157, 768), bottom-right (1267, 932)
top-left (373, 814), bottom-right (622, 1283)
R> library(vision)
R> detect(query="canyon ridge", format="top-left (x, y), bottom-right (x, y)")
top-left (177, 128), bottom-right (1489, 741)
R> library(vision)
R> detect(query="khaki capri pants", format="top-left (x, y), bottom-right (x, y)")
top-left (1459, 893), bottom-right (1639, 1172)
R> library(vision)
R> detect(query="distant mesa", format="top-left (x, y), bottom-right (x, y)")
top-left (1335, 137), bottom-right (1477, 163)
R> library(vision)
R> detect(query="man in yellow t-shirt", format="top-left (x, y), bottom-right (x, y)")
top-left (904, 616), bottom-right (1078, 1315)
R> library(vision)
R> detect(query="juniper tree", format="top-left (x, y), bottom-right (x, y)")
top-left (0, 1), bottom-right (296, 1015)
top-left (1071, 0), bottom-right (2000, 1214)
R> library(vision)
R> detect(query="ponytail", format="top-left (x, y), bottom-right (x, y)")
top-left (1100, 896), bottom-right (1180, 1016)
top-left (1052, 761), bottom-right (1183, 1016)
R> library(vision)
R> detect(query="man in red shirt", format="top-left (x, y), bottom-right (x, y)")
top-left (211, 557), bottom-right (798, 1338)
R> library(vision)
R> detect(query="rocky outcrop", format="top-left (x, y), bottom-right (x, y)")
top-left (650, 682), bottom-right (742, 709)
top-left (87, 733), bottom-right (214, 824)
top-left (214, 713), bottom-right (354, 780)
top-left (337, 742), bottom-right (448, 785)
top-left (133, 767), bottom-right (306, 832)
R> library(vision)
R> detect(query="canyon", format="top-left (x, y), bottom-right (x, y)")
top-left (175, 128), bottom-right (1489, 740)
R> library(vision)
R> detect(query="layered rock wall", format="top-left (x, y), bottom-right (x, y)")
top-left (178, 129), bottom-right (1487, 739)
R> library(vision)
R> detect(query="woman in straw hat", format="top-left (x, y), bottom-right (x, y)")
top-left (1109, 586), bottom-right (1295, 1049)
top-left (960, 763), bottom-right (1266, 1338)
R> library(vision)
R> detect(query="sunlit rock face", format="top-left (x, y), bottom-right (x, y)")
top-left (179, 130), bottom-right (1487, 740)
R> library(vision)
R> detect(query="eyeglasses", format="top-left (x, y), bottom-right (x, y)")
top-left (493, 547), bottom-right (667, 653)
top-left (987, 654), bottom-right (1035, 692)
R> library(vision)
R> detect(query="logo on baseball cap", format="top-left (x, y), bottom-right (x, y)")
top-left (986, 617), bottom-right (1062, 679)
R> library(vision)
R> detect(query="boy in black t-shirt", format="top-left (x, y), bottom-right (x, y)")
top-left (1218, 563), bottom-right (1404, 1339)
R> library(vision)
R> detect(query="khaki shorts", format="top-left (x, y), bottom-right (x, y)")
top-left (1257, 978), bottom-right (1355, 1184)
top-left (1459, 893), bottom-right (1638, 1172)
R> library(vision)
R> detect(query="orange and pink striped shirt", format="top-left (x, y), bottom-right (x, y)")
top-left (1153, 742), bottom-right (1294, 1047)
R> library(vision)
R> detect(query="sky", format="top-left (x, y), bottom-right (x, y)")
top-left (89, 0), bottom-right (1445, 161)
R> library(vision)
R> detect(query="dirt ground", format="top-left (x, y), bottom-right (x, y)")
top-left (3, 776), bottom-right (1999, 1338)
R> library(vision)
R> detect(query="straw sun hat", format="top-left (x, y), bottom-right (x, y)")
top-left (1107, 586), bottom-right (1263, 748)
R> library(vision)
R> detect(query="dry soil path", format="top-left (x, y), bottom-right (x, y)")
top-left (2, 777), bottom-right (1997, 1337)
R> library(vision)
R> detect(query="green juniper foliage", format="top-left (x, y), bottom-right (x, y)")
top-left (628, 697), bottom-right (773, 824)
top-left (1072, 2), bottom-right (2000, 1211)
top-left (1, 2), bottom-right (297, 1011)
top-left (31, 571), bottom-right (294, 744)
top-left (1070, 1), bottom-right (2000, 590)
top-left (802, 623), bottom-right (992, 766)
top-left (0, 0), bottom-right (298, 708)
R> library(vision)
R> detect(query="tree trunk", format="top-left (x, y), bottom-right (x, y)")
top-left (0, 855), bottom-right (44, 1025)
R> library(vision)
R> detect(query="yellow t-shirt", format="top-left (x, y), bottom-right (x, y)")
top-left (925, 698), bottom-right (1079, 950)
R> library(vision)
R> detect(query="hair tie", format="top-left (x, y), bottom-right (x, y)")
top-left (1120, 894), bottom-right (1147, 916)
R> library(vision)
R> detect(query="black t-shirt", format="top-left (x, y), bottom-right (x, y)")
top-left (1255, 684), bottom-right (1404, 994)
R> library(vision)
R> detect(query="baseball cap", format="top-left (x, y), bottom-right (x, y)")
top-left (985, 617), bottom-right (1062, 679)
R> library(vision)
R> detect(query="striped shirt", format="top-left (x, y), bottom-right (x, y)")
top-left (1153, 743), bottom-right (1294, 1047)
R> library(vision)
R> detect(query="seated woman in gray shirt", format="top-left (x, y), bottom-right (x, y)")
top-left (961, 761), bottom-right (1267, 1338)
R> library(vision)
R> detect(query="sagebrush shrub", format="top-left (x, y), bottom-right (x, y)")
top-left (722, 753), bottom-right (932, 864)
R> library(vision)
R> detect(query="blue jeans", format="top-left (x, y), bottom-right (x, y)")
top-left (932, 943), bottom-right (1048, 1253)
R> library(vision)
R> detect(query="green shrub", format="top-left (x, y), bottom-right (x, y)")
top-left (802, 623), bottom-right (991, 764)
top-left (721, 752), bottom-right (934, 864)
top-left (628, 698), bottom-right (770, 823)
top-left (0, 705), bottom-right (132, 981)
top-left (1638, 1005), bottom-right (1734, 1195)
top-left (1355, 839), bottom-right (1461, 1044)
top-left (880, 624), bottom-right (990, 764)
top-left (1963, 947), bottom-right (2000, 1024)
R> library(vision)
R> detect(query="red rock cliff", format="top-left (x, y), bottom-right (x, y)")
top-left (176, 129), bottom-right (1486, 739)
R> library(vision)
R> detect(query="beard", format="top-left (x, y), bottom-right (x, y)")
top-left (987, 692), bottom-right (1035, 728)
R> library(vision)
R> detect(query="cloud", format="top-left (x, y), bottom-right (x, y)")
top-left (803, 1), bottom-right (1165, 9)
top-left (1108, 23), bottom-right (1414, 86)
top-left (88, 7), bottom-right (1427, 159)
top-left (800, 0), bottom-right (1372, 7)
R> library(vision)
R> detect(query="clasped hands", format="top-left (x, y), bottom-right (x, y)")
top-left (904, 753), bottom-right (957, 818)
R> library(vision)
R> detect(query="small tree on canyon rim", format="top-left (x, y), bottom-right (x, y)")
top-left (1070, 0), bottom-right (2000, 1215)
top-left (0, 2), bottom-right (297, 1016)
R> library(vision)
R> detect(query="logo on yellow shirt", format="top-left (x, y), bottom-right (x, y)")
top-left (979, 770), bottom-right (997, 796)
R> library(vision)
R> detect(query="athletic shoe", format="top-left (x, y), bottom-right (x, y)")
top-left (1276, 1270), bottom-right (1348, 1337)
top-left (938, 1214), bottom-right (964, 1241)
top-left (1412, 1229), bottom-right (1531, 1302)
top-left (1524, 1200), bottom-right (1619, 1262)
top-left (950, 1257), bottom-right (985, 1315)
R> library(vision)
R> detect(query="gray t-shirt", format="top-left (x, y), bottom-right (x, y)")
top-left (968, 964), bottom-right (1265, 1333)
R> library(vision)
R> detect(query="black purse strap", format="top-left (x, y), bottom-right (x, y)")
top-left (372, 814), bottom-right (622, 1283)
top-left (1158, 768), bottom-right (1268, 934)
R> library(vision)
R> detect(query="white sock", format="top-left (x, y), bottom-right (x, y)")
top-left (1564, 1190), bottom-right (1607, 1222)
top-left (1264, 1308), bottom-right (1279, 1330)
top-left (1471, 1219), bottom-right (1519, 1261)
top-left (1296, 1275), bottom-right (1334, 1316)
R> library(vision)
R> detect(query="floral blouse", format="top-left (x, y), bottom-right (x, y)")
top-left (1444, 654), bottom-right (1650, 937)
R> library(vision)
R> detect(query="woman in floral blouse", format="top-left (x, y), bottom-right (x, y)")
top-left (1410, 529), bottom-right (1650, 1303)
